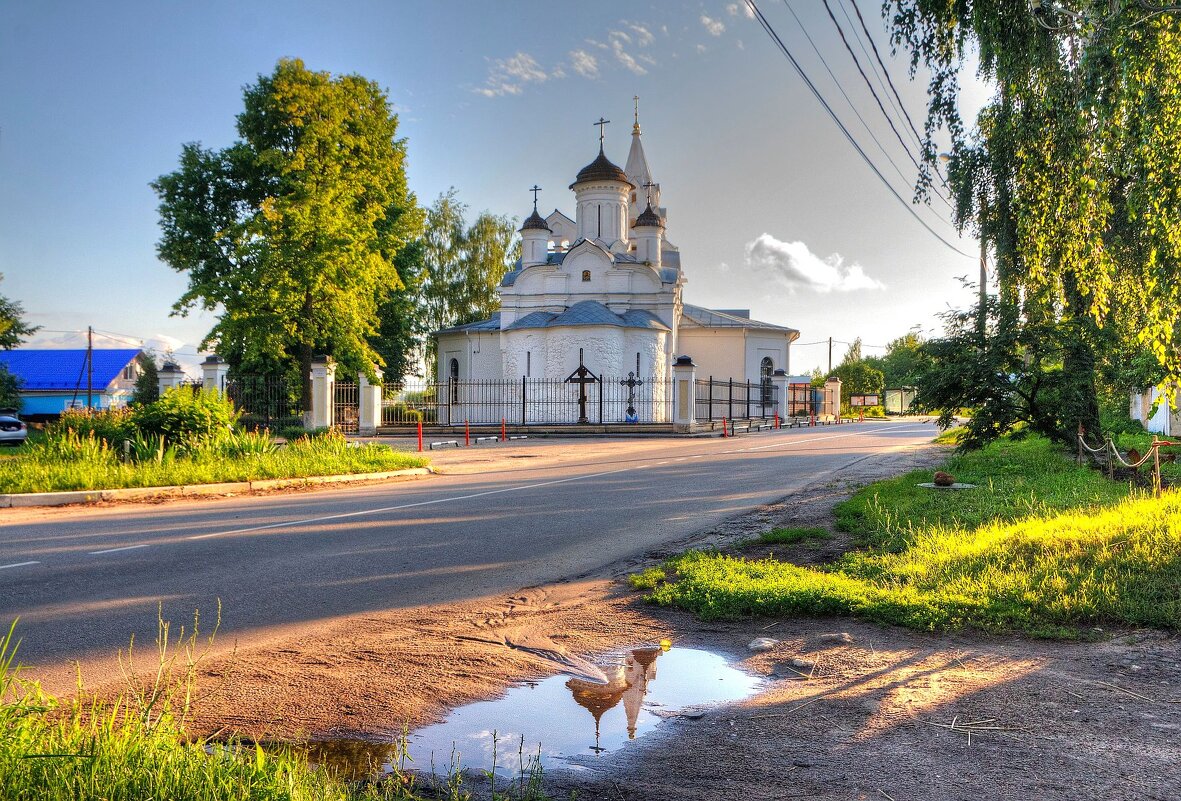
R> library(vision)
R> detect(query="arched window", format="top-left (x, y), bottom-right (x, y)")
top-left (760, 357), bottom-right (774, 408)
top-left (582, 270), bottom-right (591, 282)
top-left (449, 358), bottom-right (460, 403)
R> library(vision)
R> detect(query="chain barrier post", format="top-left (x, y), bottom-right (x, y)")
top-left (417, 419), bottom-right (423, 453)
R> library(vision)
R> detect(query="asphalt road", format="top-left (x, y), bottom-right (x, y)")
top-left (0, 421), bottom-right (936, 690)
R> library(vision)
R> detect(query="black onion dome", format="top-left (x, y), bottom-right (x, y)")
top-left (571, 147), bottom-right (633, 187)
top-left (520, 208), bottom-right (551, 232)
top-left (634, 203), bottom-right (663, 228)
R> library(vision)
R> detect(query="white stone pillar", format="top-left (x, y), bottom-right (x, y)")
top-left (305, 357), bottom-right (336, 430)
top-left (672, 355), bottom-right (697, 433)
top-left (358, 368), bottom-right (383, 436)
top-left (771, 369), bottom-right (789, 422)
top-left (824, 377), bottom-right (842, 419)
top-left (157, 360), bottom-right (186, 396)
top-left (200, 355), bottom-right (230, 394)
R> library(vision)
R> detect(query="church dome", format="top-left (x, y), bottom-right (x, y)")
top-left (571, 148), bottom-right (633, 187)
top-left (634, 203), bottom-right (663, 229)
top-left (520, 208), bottom-right (551, 232)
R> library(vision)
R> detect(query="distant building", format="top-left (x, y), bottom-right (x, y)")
top-left (0, 349), bottom-right (144, 417)
top-left (1131, 385), bottom-right (1180, 437)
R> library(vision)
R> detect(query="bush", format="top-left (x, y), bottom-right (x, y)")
top-left (52, 406), bottom-right (136, 445)
top-left (132, 388), bottom-right (239, 448)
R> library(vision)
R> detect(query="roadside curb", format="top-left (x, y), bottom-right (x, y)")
top-left (0, 468), bottom-right (433, 510)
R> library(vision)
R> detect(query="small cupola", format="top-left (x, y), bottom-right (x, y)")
top-left (520, 185), bottom-right (552, 267)
top-left (631, 200), bottom-right (664, 268)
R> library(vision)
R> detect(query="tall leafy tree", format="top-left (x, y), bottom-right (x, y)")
top-left (890, 2), bottom-right (1181, 444)
top-left (153, 59), bottom-right (423, 407)
top-left (0, 274), bottom-right (38, 350)
top-left (456, 212), bottom-right (519, 324)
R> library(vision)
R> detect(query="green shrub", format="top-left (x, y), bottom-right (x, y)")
top-left (52, 406), bottom-right (136, 445)
top-left (132, 388), bottom-right (239, 448)
top-left (628, 567), bottom-right (667, 590)
top-left (758, 526), bottom-right (831, 545)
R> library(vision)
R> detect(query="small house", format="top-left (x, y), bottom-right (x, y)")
top-left (0, 349), bottom-right (144, 419)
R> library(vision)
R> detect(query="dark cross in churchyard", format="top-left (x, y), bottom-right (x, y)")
top-left (620, 353), bottom-right (644, 423)
top-left (565, 348), bottom-right (599, 424)
top-left (594, 117), bottom-right (610, 146)
top-left (529, 184), bottom-right (542, 210)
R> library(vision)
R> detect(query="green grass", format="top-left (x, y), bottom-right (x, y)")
top-left (0, 622), bottom-right (548, 800)
top-left (643, 436), bottom-right (1181, 636)
top-left (756, 526), bottom-right (832, 545)
top-left (0, 434), bottom-right (427, 494)
top-left (627, 567), bottom-right (667, 591)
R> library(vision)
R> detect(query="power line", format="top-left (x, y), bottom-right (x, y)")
top-left (818, 0), bottom-right (954, 210)
top-left (745, 0), bottom-right (976, 258)
top-left (780, 0), bottom-right (953, 227)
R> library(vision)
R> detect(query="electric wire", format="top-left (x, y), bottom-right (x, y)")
top-left (745, 0), bottom-right (976, 258)
top-left (780, 0), bottom-right (943, 221)
top-left (818, 0), bottom-right (954, 210)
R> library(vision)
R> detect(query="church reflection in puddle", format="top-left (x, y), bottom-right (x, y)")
top-left (566, 645), bottom-right (664, 752)
top-left (407, 644), bottom-right (761, 774)
top-left (277, 645), bottom-right (760, 780)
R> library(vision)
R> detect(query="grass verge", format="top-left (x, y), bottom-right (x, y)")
top-left (0, 434), bottom-right (427, 494)
top-left (641, 436), bottom-right (1180, 636)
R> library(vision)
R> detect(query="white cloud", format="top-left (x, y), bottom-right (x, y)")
top-left (609, 30), bottom-right (648, 74)
top-left (701, 14), bottom-right (726, 36)
top-left (695, 43), bottom-right (708, 54)
top-left (625, 22), bottom-right (655, 46)
top-left (744, 234), bottom-right (885, 293)
top-left (569, 49), bottom-right (600, 79)
top-left (727, 3), bottom-right (740, 14)
top-left (476, 51), bottom-right (552, 97)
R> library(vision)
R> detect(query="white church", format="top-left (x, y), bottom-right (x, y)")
top-left (436, 107), bottom-right (800, 421)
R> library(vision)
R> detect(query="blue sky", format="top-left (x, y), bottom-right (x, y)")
top-left (0, 1), bottom-right (989, 375)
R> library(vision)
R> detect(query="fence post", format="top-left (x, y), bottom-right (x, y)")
top-left (747, 379), bottom-right (753, 419)
top-left (521, 376), bottom-right (527, 425)
top-left (357, 368), bottom-right (382, 436)
top-left (157, 360), bottom-right (186, 397)
top-left (306, 356), bottom-right (336, 430)
top-left (771, 370), bottom-right (788, 424)
top-left (672, 356), bottom-right (697, 433)
top-left (728, 377), bottom-right (734, 421)
top-left (200, 355), bottom-right (230, 394)
top-left (708, 376), bottom-right (714, 421)
top-left (599, 376), bottom-right (604, 425)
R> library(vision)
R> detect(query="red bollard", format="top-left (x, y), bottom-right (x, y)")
top-left (859, 410), bottom-right (864, 423)
top-left (810, 413), bottom-right (816, 427)
top-left (774, 412), bottom-right (780, 430)
top-left (501, 417), bottom-right (506, 442)
top-left (465, 419), bottom-right (470, 446)
top-left (722, 417), bottom-right (728, 438)
top-left (417, 419), bottom-right (423, 453)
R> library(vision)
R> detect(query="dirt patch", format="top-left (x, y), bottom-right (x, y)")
top-left (176, 441), bottom-right (1179, 799)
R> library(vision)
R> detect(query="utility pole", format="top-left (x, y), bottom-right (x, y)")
top-left (86, 326), bottom-right (94, 410)
top-left (828, 337), bottom-right (833, 374)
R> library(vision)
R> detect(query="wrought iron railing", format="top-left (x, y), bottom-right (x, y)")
top-left (225, 376), bottom-right (302, 431)
top-left (693, 377), bottom-right (778, 421)
top-left (379, 377), bottom-right (673, 426)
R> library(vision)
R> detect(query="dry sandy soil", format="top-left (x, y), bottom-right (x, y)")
top-left (171, 443), bottom-right (1181, 801)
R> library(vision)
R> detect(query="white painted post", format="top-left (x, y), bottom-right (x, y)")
top-left (824, 377), bottom-right (842, 420)
top-left (305, 356), bottom-right (336, 430)
top-left (358, 368), bottom-right (383, 436)
top-left (200, 355), bottom-right (230, 394)
top-left (771, 369), bottom-right (789, 422)
top-left (157, 360), bottom-right (186, 396)
top-left (672, 356), bottom-right (697, 433)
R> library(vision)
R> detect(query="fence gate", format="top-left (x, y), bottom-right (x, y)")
top-left (225, 375), bottom-right (302, 431)
top-left (334, 381), bottom-right (359, 433)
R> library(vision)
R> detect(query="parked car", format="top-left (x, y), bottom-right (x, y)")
top-left (0, 414), bottom-right (27, 446)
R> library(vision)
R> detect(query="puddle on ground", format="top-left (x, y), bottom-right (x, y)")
top-left (293, 645), bottom-right (761, 780)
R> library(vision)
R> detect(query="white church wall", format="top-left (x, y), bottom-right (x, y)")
top-left (436, 331), bottom-right (502, 382)
top-left (745, 334), bottom-right (791, 380)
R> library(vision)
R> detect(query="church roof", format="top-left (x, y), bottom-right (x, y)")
top-left (681, 304), bottom-right (799, 336)
top-left (634, 203), bottom-right (663, 228)
top-left (571, 147), bottom-right (633, 188)
top-left (519, 208), bottom-right (551, 232)
top-left (504, 301), bottom-right (670, 332)
top-left (435, 313), bottom-right (501, 335)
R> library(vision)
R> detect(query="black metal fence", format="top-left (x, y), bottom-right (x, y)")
top-left (226, 376), bottom-right (302, 431)
top-left (334, 381), bottom-right (359, 433)
top-left (787, 383), bottom-right (816, 417)
top-left (694, 377), bottom-right (778, 422)
top-left (380, 377), bottom-right (673, 426)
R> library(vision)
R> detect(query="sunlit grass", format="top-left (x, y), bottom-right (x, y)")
top-left (0, 434), bottom-right (426, 494)
top-left (644, 437), bottom-right (1180, 636)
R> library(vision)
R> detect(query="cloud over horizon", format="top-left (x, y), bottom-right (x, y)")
top-left (743, 233), bottom-right (885, 293)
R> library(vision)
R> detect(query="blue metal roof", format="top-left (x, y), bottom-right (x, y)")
top-left (505, 301), bottom-right (670, 332)
top-left (435, 313), bottom-right (501, 336)
top-left (0, 349), bottom-right (141, 391)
